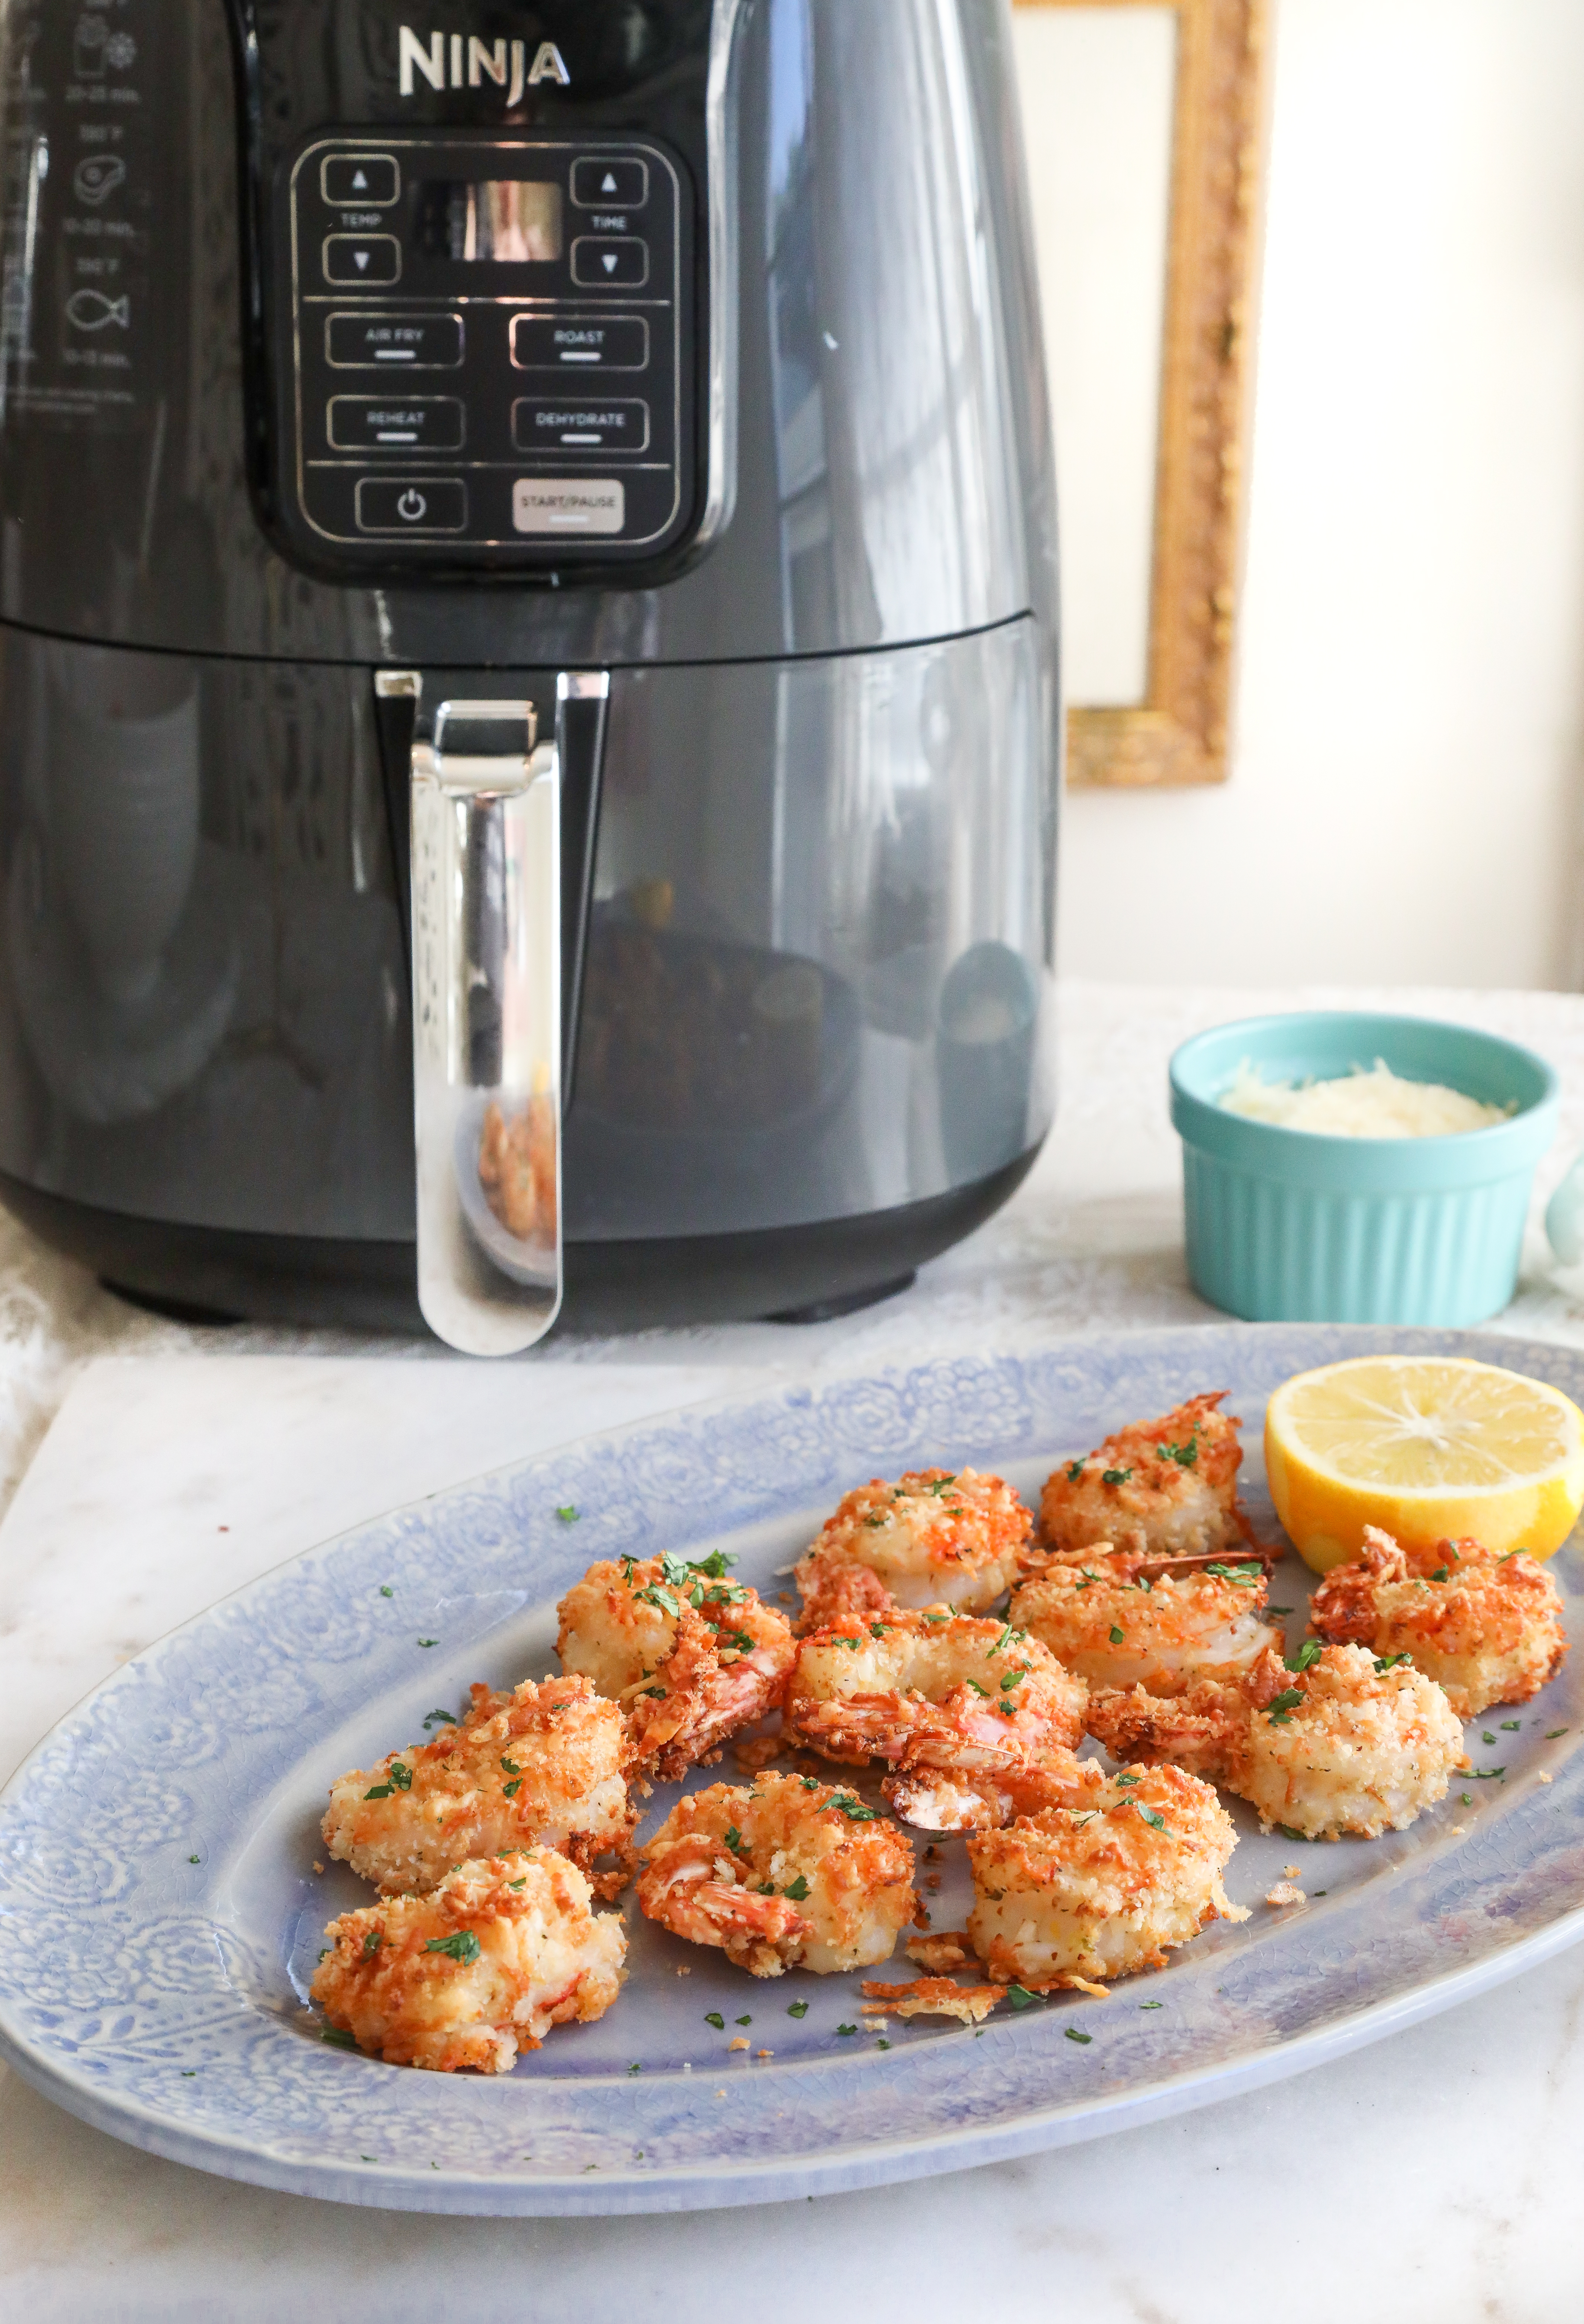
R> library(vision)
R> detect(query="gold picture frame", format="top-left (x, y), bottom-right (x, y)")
top-left (1014, 0), bottom-right (1269, 787)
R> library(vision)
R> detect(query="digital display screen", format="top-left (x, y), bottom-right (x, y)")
top-left (418, 180), bottom-right (564, 263)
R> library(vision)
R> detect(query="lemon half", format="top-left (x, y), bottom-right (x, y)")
top-left (1265, 1355), bottom-right (1584, 1573)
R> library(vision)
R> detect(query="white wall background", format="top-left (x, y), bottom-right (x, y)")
top-left (1039, 0), bottom-right (1584, 991)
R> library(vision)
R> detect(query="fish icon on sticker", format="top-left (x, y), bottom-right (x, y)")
top-left (64, 288), bottom-right (130, 331)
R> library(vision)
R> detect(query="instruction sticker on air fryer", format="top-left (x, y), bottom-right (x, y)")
top-left (512, 479), bottom-right (624, 536)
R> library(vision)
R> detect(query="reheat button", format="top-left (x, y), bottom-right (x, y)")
top-left (329, 396), bottom-right (466, 451)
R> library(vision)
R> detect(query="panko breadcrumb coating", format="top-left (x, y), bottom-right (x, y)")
top-left (1011, 1553), bottom-right (1280, 1696)
top-left (784, 1609), bottom-right (1087, 1830)
top-left (557, 1550), bottom-right (794, 1779)
top-left (1307, 1527), bottom-right (1567, 1718)
top-left (860, 1976), bottom-right (1007, 2025)
top-left (310, 1847), bottom-right (625, 2072)
top-left (966, 1759), bottom-right (1247, 1989)
top-left (1088, 1641), bottom-right (1467, 1840)
top-left (795, 1468), bottom-right (1031, 1621)
top-left (321, 1674), bottom-right (632, 1898)
top-left (637, 1771), bottom-right (919, 1976)
top-left (1037, 1394), bottom-right (1256, 1564)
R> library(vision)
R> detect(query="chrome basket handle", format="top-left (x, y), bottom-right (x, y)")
top-left (381, 669), bottom-right (608, 1355)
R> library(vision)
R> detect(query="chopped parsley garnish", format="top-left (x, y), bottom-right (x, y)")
top-left (188, 1854), bottom-right (200, 1864)
top-left (877, 2038), bottom-right (892, 2050)
top-left (926, 1476), bottom-right (958, 1497)
top-left (379, 1585), bottom-right (394, 1599)
top-left (500, 1756), bottom-right (521, 1775)
top-left (964, 1677), bottom-right (990, 1697)
top-left (1000, 1671), bottom-right (1022, 1691)
top-left (621, 1557), bottom-right (637, 1581)
top-left (416, 1638), bottom-right (438, 1649)
top-left (1156, 1434), bottom-right (1200, 1468)
top-left (1005, 1985), bottom-right (1036, 2011)
top-left (788, 2000), bottom-right (809, 2018)
top-left (628, 2063), bottom-right (641, 2075)
top-left (705, 2012), bottom-right (725, 2030)
top-left (1474, 1768), bottom-right (1506, 1780)
top-left (830, 1793), bottom-right (882, 1821)
top-left (422, 1708), bottom-right (457, 1729)
top-left (1284, 1640), bottom-right (1321, 1675)
top-left (1205, 1562), bottom-right (1261, 1584)
top-left (1267, 1605), bottom-right (1294, 1615)
top-left (508, 1877), bottom-right (527, 1889)
top-left (364, 1761), bottom-right (411, 1800)
top-left (801, 1775), bottom-right (821, 1791)
top-left (1114, 1772), bottom-right (1140, 1786)
top-left (1101, 1468), bottom-right (1133, 1487)
top-left (1066, 1460), bottom-right (1084, 1483)
top-left (723, 1630), bottom-right (757, 1653)
top-left (503, 1780), bottom-right (522, 1800)
top-left (635, 1585), bottom-right (682, 1619)
top-left (321, 2027), bottom-right (358, 2049)
top-left (870, 1622), bottom-right (888, 1638)
top-left (1277, 1825), bottom-right (1310, 1844)
top-left (1134, 1804), bottom-right (1168, 1832)
top-left (837, 2024), bottom-right (857, 2036)
top-left (724, 1826), bottom-right (748, 1857)
top-left (1064, 2027), bottom-right (1092, 2045)
top-left (1482, 1733), bottom-right (1497, 1746)
top-left (423, 1931), bottom-right (481, 1965)
top-left (1430, 1566), bottom-right (1449, 1583)
top-left (555, 1506), bottom-right (579, 1524)
top-left (659, 1547), bottom-right (737, 1586)
top-left (784, 1875), bottom-right (811, 1901)
top-left (1373, 1653), bottom-right (1412, 1672)
top-left (758, 1882), bottom-right (776, 1897)
top-left (1500, 1720), bottom-right (1520, 1731)
top-left (1548, 1729), bottom-right (1569, 1739)
top-left (1108, 1625), bottom-right (1124, 1645)
top-left (1461, 1794), bottom-right (1474, 1806)
top-left (361, 1930), bottom-right (382, 1959)
top-left (640, 1685), bottom-right (668, 1699)
top-left (1140, 2001), bottom-right (1163, 2010)
top-left (1266, 1689), bottom-right (1305, 1724)
top-left (735, 2014), bottom-right (752, 2026)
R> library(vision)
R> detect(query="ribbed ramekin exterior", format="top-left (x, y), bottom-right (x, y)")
top-left (1181, 1146), bottom-right (1534, 1325)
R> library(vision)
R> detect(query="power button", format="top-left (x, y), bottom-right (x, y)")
top-left (354, 477), bottom-right (467, 533)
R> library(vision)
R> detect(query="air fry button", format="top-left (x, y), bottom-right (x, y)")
top-left (355, 477), bottom-right (467, 534)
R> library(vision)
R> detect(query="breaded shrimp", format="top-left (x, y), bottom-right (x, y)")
top-left (966, 1759), bottom-right (1247, 1990)
top-left (321, 1674), bottom-right (632, 1899)
top-left (795, 1467), bottom-right (1031, 1621)
top-left (637, 1771), bottom-right (918, 1976)
top-left (1307, 1526), bottom-right (1567, 1718)
top-left (783, 1610), bottom-right (1087, 1831)
top-left (310, 1847), bottom-right (625, 2072)
top-left (556, 1549), bottom-right (795, 1780)
top-left (1011, 1554), bottom-right (1281, 1696)
top-left (1037, 1393), bottom-right (1256, 1564)
top-left (1087, 1641), bottom-right (1467, 1840)
top-left (793, 1558), bottom-right (900, 1636)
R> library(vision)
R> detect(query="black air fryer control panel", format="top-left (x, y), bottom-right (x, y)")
top-left (274, 132), bottom-right (694, 572)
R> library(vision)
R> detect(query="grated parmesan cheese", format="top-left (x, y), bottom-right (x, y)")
top-left (1220, 1059), bottom-right (1509, 1139)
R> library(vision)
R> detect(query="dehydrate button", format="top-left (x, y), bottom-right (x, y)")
top-left (355, 477), bottom-right (467, 533)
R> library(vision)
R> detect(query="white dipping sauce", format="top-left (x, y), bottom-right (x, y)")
top-left (1220, 1058), bottom-right (1509, 1138)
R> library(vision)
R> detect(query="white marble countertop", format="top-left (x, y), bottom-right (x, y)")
top-left (4, 979), bottom-right (1584, 2321)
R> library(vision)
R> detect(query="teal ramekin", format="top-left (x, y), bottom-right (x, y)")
top-left (1169, 1012), bottom-right (1559, 1324)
